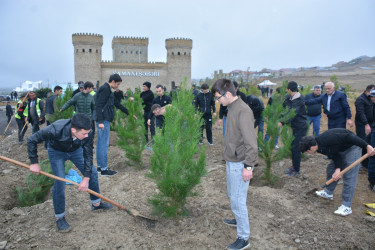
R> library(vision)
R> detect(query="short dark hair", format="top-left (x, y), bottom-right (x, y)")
top-left (211, 79), bottom-right (236, 96)
top-left (71, 113), bottom-right (92, 130)
top-left (156, 84), bottom-right (163, 89)
top-left (287, 81), bottom-right (298, 92)
top-left (366, 85), bottom-right (375, 92)
top-left (54, 86), bottom-right (62, 92)
top-left (108, 74), bottom-right (122, 83)
top-left (151, 104), bottom-right (161, 112)
top-left (201, 83), bottom-right (209, 90)
top-left (299, 136), bottom-right (317, 153)
top-left (84, 81), bottom-right (94, 90)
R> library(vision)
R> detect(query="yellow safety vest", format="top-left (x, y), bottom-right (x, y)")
top-left (23, 98), bottom-right (42, 118)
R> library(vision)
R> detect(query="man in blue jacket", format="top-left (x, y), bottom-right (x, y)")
top-left (305, 82), bottom-right (353, 129)
top-left (27, 113), bottom-right (113, 231)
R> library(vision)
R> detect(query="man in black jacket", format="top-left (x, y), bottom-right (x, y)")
top-left (246, 95), bottom-right (264, 136)
top-left (194, 84), bottom-right (216, 145)
top-left (94, 74), bottom-right (129, 176)
top-left (147, 84), bottom-right (171, 135)
top-left (27, 114), bottom-right (113, 231)
top-left (305, 85), bottom-right (322, 137)
top-left (299, 129), bottom-right (375, 216)
top-left (140, 81), bottom-right (154, 143)
top-left (354, 85), bottom-right (375, 169)
top-left (5, 101), bottom-right (13, 124)
top-left (280, 81), bottom-right (308, 176)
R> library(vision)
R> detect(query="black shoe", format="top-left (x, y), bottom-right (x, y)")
top-left (56, 217), bottom-right (70, 232)
top-left (101, 168), bottom-right (117, 176)
top-left (227, 237), bottom-right (250, 250)
top-left (91, 201), bottom-right (113, 211)
top-left (223, 218), bottom-right (237, 227)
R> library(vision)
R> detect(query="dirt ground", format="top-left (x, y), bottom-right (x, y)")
top-left (1, 91), bottom-right (375, 249)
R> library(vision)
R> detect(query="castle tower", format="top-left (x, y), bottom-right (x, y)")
top-left (166, 38), bottom-right (192, 87)
top-left (112, 36), bottom-right (148, 63)
top-left (72, 33), bottom-right (103, 85)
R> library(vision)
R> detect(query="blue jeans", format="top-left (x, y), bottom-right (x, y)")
top-left (368, 131), bottom-right (375, 186)
top-left (96, 120), bottom-right (110, 171)
top-left (324, 146), bottom-right (361, 207)
top-left (226, 161), bottom-right (250, 240)
top-left (307, 114), bottom-right (321, 137)
top-left (223, 116), bottom-right (227, 137)
top-left (48, 147), bottom-right (100, 218)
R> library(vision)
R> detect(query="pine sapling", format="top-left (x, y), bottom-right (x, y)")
top-left (258, 81), bottom-right (294, 185)
top-left (54, 84), bottom-right (74, 120)
top-left (147, 79), bottom-right (206, 219)
top-left (116, 89), bottom-right (146, 168)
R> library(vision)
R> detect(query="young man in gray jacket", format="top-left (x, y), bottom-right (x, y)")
top-left (211, 79), bottom-right (258, 250)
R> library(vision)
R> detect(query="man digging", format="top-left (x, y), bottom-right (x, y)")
top-left (299, 128), bottom-right (375, 216)
top-left (27, 113), bottom-right (113, 232)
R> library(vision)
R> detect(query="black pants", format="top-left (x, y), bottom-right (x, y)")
top-left (7, 115), bottom-right (11, 124)
top-left (16, 118), bottom-right (27, 142)
top-left (355, 121), bottom-right (370, 167)
top-left (200, 113), bottom-right (213, 144)
top-left (148, 114), bottom-right (156, 141)
top-left (144, 111), bottom-right (152, 143)
top-left (292, 127), bottom-right (308, 172)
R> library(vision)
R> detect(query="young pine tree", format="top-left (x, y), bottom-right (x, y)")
top-left (16, 160), bottom-right (72, 207)
top-left (258, 80), bottom-right (294, 185)
top-left (147, 80), bottom-right (206, 219)
top-left (54, 84), bottom-right (74, 120)
top-left (116, 89), bottom-right (146, 168)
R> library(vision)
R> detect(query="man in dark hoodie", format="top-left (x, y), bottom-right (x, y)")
top-left (94, 74), bottom-right (129, 176)
top-left (140, 81), bottom-right (154, 143)
top-left (147, 84), bottom-right (172, 134)
top-left (193, 84), bottom-right (216, 145)
top-left (280, 81), bottom-right (308, 176)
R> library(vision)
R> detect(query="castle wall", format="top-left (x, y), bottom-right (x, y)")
top-left (73, 34), bottom-right (192, 91)
top-left (112, 36), bottom-right (148, 63)
top-left (100, 62), bottom-right (168, 91)
top-left (166, 38), bottom-right (192, 87)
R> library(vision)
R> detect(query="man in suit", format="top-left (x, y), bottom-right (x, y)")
top-left (305, 82), bottom-right (353, 129)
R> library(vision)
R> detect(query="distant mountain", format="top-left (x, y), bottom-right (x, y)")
top-left (331, 55), bottom-right (375, 71)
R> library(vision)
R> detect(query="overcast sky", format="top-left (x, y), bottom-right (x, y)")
top-left (0, 0), bottom-right (374, 89)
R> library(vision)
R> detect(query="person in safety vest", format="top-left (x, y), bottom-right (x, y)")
top-left (23, 91), bottom-right (45, 134)
top-left (15, 94), bottom-right (28, 144)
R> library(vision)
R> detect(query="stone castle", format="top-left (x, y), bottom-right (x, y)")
top-left (72, 33), bottom-right (192, 91)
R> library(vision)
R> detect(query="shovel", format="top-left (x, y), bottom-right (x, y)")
top-left (306, 153), bottom-right (369, 195)
top-left (0, 155), bottom-right (155, 223)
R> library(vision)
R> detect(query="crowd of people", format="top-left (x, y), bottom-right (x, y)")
top-left (4, 74), bottom-right (375, 249)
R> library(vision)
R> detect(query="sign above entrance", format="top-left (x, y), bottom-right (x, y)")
top-left (114, 71), bottom-right (160, 77)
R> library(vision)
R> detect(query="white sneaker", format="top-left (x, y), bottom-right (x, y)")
top-left (315, 190), bottom-right (333, 200)
top-left (275, 145), bottom-right (279, 149)
top-left (334, 205), bottom-right (352, 216)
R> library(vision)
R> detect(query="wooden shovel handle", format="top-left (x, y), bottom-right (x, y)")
top-left (325, 153), bottom-right (369, 186)
top-left (0, 155), bottom-right (128, 211)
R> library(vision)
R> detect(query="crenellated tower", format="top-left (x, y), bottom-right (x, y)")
top-left (72, 33), bottom-right (103, 85)
top-left (166, 38), bottom-right (192, 86)
top-left (112, 36), bottom-right (148, 63)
